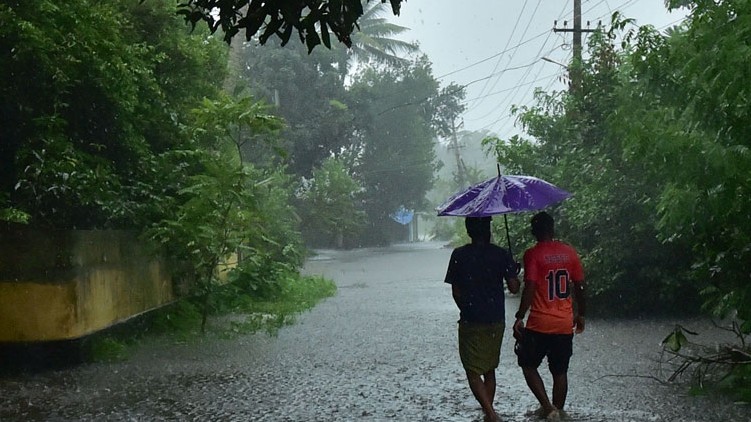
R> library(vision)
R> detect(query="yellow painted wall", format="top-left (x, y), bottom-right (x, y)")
top-left (0, 282), bottom-right (77, 341)
top-left (0, 227), bottom-right (175, 342)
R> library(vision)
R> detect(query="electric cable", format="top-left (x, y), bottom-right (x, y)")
top-left (469, 0), bottom-right (543, 111)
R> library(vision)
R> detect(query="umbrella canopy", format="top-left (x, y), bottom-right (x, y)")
top-left (436, 174), bottom-right (570, 217)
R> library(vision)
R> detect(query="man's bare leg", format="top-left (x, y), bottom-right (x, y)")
top-left (522, 366), bottom-right (557, 417)
top-left (483, 370), bottom-right (497, 406)
top-left (466, 371), bottom-right (500, 422)
top-left (551, 372), bottom-right (568, 410)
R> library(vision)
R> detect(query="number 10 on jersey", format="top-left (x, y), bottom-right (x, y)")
top-left (546, 269), bottom-right (571, 301)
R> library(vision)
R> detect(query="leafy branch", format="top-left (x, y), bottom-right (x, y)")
top-left (659, 323), bottom-right (751, 393)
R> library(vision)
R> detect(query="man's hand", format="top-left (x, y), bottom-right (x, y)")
top-left (513, 318), bottom-right (525, 340)
top-left (508, 262), bottom-right (521, 276)
top-left (574, 315), bottom-right (585, 334)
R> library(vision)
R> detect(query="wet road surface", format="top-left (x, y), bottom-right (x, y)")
top-left (0, 242), bottom-right (748, 421)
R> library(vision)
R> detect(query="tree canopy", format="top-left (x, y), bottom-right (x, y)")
top-left (0, 0), bottom-right (227, 228)
top-left (484, 1), bottom-right (751, 326)
top-left (1, 0), bottom-right (319, 329)
top-left (347, 57), bottom-right (443, 244)
top-left (235, 12), bottom-right (462, 246)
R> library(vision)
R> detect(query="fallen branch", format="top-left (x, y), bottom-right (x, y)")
top-left (660, 323), bottom-right (751, 385)
top-left (593, 373), bottom-right (669, 385)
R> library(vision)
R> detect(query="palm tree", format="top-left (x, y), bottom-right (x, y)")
top-left (336, 0), bottom-right (419, 75)
top-left (225, 1), bottom-right (418, 89)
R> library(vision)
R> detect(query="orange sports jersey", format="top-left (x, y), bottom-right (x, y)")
top-left (523, 240), bottom-right (584, 334)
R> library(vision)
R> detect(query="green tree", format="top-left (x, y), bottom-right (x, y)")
top-left (297, 157), bottom-right (366, 248)
top-left (347, 56), bottom-right (441, 245)
top-left (0, 0), bottom-right (226, 228)
top-left (147, 94), bottom-right (288, 331)
top-left (616, 1), bottom-right (751, 325)
top-left (431, 83), bottom-right (467, 139)
top-left (1, 0), bottom-right (324, 337)
top-left (332, 0), bottom-right (418, 76)
top-left (484, 26), bottom-right (696, 316)
top-left (600, 1), bottom-right (751, 397)
top-left (236, 0), bottom-right (420, 177)
top-left (238, 39), bottom-right (354, 176)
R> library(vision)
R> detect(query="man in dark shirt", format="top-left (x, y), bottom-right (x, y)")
top-left (445, 217), bottom-right (520, 422)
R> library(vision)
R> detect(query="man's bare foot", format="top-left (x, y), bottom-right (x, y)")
top-left (531, 406), bottom-right (558, 419)
top-left (545, 409), bottom-right (561, 421)
top-left (483, 411), bottom-right (501, 422)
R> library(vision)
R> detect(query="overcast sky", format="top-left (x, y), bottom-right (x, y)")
top-left (387, 0), bottom-right (689, 139)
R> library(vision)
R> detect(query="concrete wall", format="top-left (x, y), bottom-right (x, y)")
top-left (0, 226), bottom-right (174, 342)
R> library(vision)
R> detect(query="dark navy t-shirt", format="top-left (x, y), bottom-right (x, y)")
top-left (444, 243), bottom-right (515, 324)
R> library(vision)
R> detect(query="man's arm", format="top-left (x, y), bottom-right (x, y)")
top-left (506, 275), bottom-right (520, 294)
top-left (451, 284), bottom-right (462, 310)
top-left (573, 279), bottom-right (586, 333)
top-left (513, 279), bottom-right (535, 337)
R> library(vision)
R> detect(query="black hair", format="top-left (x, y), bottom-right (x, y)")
top-left (465, 216), bottom-right (492, 242)
top-left (530, 211), bottom-right (555, 239)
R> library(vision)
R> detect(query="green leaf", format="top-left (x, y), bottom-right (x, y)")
top-left (661, 327), bottom-right (689, 352)
top-left (320, 21), bottom-right (331, 49)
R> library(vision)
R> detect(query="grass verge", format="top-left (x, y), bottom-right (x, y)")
top-left (83, 274), bottom-right (336, 363)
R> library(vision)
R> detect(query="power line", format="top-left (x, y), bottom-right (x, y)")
top-left (590, 0), bottom-right (641, 23)
top-left (494, 61), bottom-right (556, 134)
top-left (487, 0), bottom-right (644, 137)
top-left (436, 2), bottom-right (566, 122)
top-left (435, 31), bottom-right (549, 81)
top-left (479, 50), bottom-right (570, 136)
top-left (464, 37), bottom-right (561, 122)
top-left (583, 0), bottom-right (610, 16)
top-left (492, 61), bottom-right (553, 136)
top-left (478, 0), bottom-right (681, 139)
top-left (470, 0), bottom-right (543, 110)
top-left (476, 0), bottom-right (571, 128)
top-left (477, 0), bottom-right (546, 103)
top-left (657, 16), bottom-right (687, 31)
top-left (463, 0), bottom-right (564, 122)
top-left (462, 71), bottom-right (563, 103)
top-left (475, 69), bottom-right (566, 133)
top-left (376, 59), bottom-right (545, 117)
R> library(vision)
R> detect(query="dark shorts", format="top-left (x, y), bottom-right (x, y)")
top-left (515, 328), bottom-right (573, 376)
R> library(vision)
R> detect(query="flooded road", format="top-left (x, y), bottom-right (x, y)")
top-left (0, 242), bottom-right (748, 421)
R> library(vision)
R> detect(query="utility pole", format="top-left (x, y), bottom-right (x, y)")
top-left (553, 0), bottom-right (597, 92)
top-left (448, 117), bottom-right (468, 187)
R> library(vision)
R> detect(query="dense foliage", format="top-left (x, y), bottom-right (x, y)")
top-left (238, 8), bottom-right (462, 247)
top-left (619, 1), bottom-right (751, 328)
top-left (297, 157), bottom-right (366, 248)
top-left (484, 5), bottom-right (751, 319)
top-left (480, 1), bottom-right (750, 394)
top-left (238, 38), bottom-right (353, 175)
top-left (347, 57), bottom-right (443, 244)
top-left (0, 0), bottom-right (327, 331)
top-left (0, 0), bottom-right (226, 228)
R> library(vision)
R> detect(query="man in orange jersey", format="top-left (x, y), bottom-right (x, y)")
top-left (513, 212), bottom-right (586, 421)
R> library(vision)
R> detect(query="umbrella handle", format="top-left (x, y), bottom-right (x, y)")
top-left (503, 214), bottom-right (513, 257)
top-left (503, 214), bottom-right (521, 275)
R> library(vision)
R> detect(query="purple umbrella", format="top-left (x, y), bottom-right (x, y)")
top-left (436, 173), bottom-right (571, 260)
top-left (436, 174), bottom-right (570, 217)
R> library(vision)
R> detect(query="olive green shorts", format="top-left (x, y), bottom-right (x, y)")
top-left (458, 322), bottom-right (505, 375)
